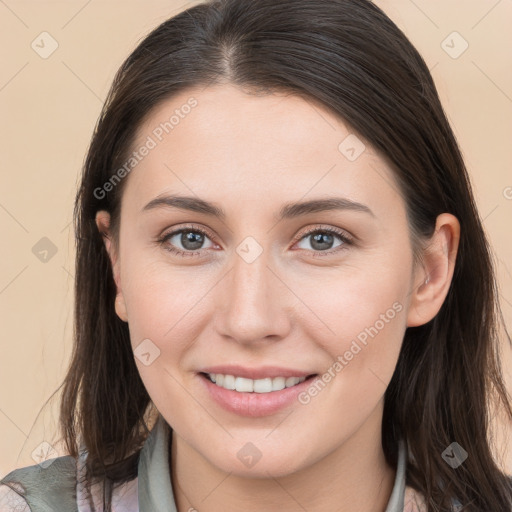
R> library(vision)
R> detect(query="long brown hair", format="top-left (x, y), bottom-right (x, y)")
top-left (60, 0), bottom-right (512, 510)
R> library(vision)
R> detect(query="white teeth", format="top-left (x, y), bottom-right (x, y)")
top-left (207, 373), bottom-right (307, 393)
top-left (272, 376), bottom-right (286, 391)
top-left (253, 378), bottom-right (272, 393)
top-left (285, 376), bottom-right (300, 387)
top-left (222, 374), bottom-right (235, 390)
top-left (235, 377), bottom-right (254, 392)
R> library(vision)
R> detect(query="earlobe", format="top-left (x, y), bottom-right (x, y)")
top-left (406, 213), bottom-right (460, 327)
top-left (115, 293), bottom-right (128, 322)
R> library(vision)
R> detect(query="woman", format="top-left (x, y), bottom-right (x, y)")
top-left (1, 0), bottom-right (511, 511)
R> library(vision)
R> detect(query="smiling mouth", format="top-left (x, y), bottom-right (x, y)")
top-left (200, 372), bottom-right (317, 394)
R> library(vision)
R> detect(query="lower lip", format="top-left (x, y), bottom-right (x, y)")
top-left (198, 373), bottom-right (317, 417)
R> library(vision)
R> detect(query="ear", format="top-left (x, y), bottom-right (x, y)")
top-left (95, 210), bottom-right (128, 322)
top-left (407, 213), bottom-right (460, 327)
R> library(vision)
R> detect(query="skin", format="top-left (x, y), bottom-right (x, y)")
top-left (95, 83), bottom-right (460, 512)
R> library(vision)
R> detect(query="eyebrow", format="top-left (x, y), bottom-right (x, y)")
top-left (141, 194), bottom-right (375, 220)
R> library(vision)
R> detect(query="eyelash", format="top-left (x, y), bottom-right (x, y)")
top-left (156, 224), bottom-right (354, 259)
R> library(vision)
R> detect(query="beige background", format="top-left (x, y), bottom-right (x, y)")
top-left (1, 0), bottom-right (511, 477)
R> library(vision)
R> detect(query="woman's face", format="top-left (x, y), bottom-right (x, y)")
top-left (98, 83), bottom-right (430, 477)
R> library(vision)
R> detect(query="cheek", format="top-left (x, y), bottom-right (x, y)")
top-left (120, 253), bottom-right (212, 352)
top-left (294, 256), bottom-right (410, 348)
top-left (293, 257), bottom-right (410, 403)
top-left (122, 260), bottom-right (208, 424)
top-left (293, 279), bottom-right (407, 442)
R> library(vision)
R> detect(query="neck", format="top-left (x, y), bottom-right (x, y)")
top-left (170, 402), bottom-right (396, 512)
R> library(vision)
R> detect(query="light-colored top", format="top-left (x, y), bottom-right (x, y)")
top-left (0, 413), bottom-right (431, 511)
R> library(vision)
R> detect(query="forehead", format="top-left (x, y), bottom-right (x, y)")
top-left (121, 83), bottom-right (403, 218)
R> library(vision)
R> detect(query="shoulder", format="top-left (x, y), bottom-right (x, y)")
top-left (0, 455), bottom-right (77, 512)
top-left (403, 485), bottom-right (464, 512)
top-left (0, 484), bottom-right (30, 512)
top-left (403, 485), bottom-right (427, 512)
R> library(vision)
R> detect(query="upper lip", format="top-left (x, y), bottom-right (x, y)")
top-left (199, 365), bottom-right (316, 380)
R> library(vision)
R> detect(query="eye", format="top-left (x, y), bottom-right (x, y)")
top-left (294, 226), bottom-right (353, 257)
top-left (157, 225), bottom-right (217, 257)
top-left (157, 224), bottom-right (353, 258)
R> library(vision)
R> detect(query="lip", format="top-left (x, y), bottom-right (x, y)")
top-left (198, 371), bottom-right (318, 417)
top-left (198, 365), bottom-right (313, 380)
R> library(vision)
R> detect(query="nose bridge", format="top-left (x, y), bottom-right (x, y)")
top-left (233, 238), bottom-right (269, 301)
top-left (215, 236), bottom-right (291, 343)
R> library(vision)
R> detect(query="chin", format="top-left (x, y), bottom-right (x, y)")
top-left (201, 440), bottom-right (311, 479)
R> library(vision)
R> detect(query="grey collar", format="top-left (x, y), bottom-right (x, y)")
top-left (138, 414), bottom-right (406, 512)
top-left (137, 413), bottom-right (177, 511)
top-left (385, 437), bottom-right (406, 511)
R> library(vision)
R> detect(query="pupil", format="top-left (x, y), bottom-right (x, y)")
top-left (311, 232), bottom-right (333, 251)
top-left (182, 231), bottom-right (204, 250)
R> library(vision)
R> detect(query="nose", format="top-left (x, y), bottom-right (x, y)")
top-left (213, 244), bottom-right (293, 347)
